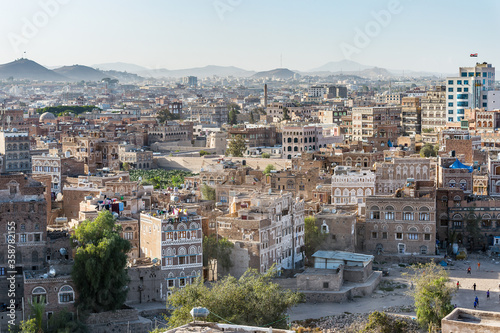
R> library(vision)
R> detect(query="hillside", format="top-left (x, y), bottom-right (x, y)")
top-left (0, 58), bottom-right (68, 81)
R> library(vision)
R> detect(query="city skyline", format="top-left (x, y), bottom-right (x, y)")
top-left (0, 0), bottom-right (499, 73)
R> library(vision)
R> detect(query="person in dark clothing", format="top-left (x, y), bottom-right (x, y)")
top-left (473, 283), bottom-right (476, 291)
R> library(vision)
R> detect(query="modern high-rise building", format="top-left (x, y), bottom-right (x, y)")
top-left (446, 62), bottom-right (495, 122)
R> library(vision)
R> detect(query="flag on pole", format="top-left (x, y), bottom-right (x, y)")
top-left (470, 53), bottom-right (478, 57)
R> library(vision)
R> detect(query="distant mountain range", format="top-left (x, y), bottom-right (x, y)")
top-left (0, 58), bottom-right (449, 82)
top-left (0, 58), bottom-right (68, 81)
top-left (307, 60), bottom-right (447, 78)
top-left (252, 68), bottom-right (297, 80)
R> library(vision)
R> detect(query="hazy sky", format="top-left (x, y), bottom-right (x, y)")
top-left (0, 0), bottom-right (499, 73)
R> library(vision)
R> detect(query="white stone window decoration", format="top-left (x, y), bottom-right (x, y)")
top-left (321, 220), bottom-right (329, 234)
top-left (58, 285), bottom-right (75, 304)
top-left (32, 286), bottom-right (47, 304)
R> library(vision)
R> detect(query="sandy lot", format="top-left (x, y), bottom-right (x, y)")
top-left (289, 252), bottom-right (500, 321)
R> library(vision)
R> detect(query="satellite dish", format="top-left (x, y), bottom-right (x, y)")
top-left (138, 176), bottom-right (142, 181)
top-left (49, 267), bottom-right (56, 277)
top-left (152, 258), bottom-right (158, 264)
top-left (331, 209), bottom-right (337, 214)
top-left (59, 248), bottom-right (67, 256)
top-left (56, 193), bottom-right (63, 201)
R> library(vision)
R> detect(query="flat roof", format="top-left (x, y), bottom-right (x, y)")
top-left (312, 250), bottom-right (374, 263)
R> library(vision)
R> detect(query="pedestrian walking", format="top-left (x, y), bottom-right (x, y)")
top-left (478, 262), bottom-right (481, 271)
top-left (487, 290), bottom-right (490, 300)
top-left (474, 301), bottom-right (477, 309)
top-left (475, 295), bottom-right (479, 306)
top-left (457, 281), bottom-right (460, 290)
top-left (467, 266), bottom-right (471, 274)
top-left (473, 283), bottom-right (477, 291)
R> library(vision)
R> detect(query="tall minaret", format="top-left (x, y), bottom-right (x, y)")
top-left (264, 83), bottom-right (268, 109)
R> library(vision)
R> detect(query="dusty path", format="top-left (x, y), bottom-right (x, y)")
top-left (289, 253), bottom-right (500, 321)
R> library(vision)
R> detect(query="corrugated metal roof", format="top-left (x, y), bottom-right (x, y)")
top-left (312, 250), bottom-right (374, 262)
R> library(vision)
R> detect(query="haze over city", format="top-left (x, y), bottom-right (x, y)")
top-left (3, 1), bottom-right (500, 333)
top-left (0, 0), bottom-right (499, 73)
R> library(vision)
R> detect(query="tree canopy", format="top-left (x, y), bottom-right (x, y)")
top-left (129, 169), bottom-right (192, 189)
top-left (203, 234), bottom-right (234, 271)
top-left (201, 184), bottom-right (216, 201)
top-left (226, 135), bottom-right (246, 157)
top-left (36, 105), bottom-right (97, 117)
top-left (71, 210), bottom-right (131, 312)
top-left (167, 267), bottom-right (302, 329)
top-left (405, 263), bottom-right (454, 330)
top-left (420, 143), bottom-right (439, 158)
top-left (228, 103), bottom-right (240, 125)
top-left (157, 108), bottom-right (181, 124)
top-left (282, 107), bottom-right (291, 121)
top-left (304, 216), bottom-right (326, 261)
top-left (263, 164), bottom-right (275, 175)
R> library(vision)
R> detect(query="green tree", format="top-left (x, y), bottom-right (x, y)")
top-left (71, 210), bottom-right (131, 312)
top-left (157, 108), bottom-right (180, 124)
top-left (420, 143), bottom-right (438, 157)
top-left (29, 295), bottom-right (45, 333)
top-left (201, 184), bottom-right (216, 201)
top-left (19, 318), bottom-right (37, 333)
top-left (282, 107), bottom-right (291, 121)
top-left (199, 150), bottom-right (210, 156)
top-left (362, 311), bottom-right (407, 333)
top-left (465, 207), bottom-right (482, 251)
top-left (261, 152), bottom-right (271, 159)
top-left (249, 111), bottom-right (255, 124)
top-left (304, 216), bottom-right (326, 261)
top-left (228, 103), bottom-right (240, 125)
top-left (167, 267), bottom-right (302, 329)
top-left (405, 263), bottom-right (454, 330)
top-left (121, 162), bottom-right (130, 171)
top-left (226, 135), bottom-right (246, 157)
top-left (263, 164), bottom-right (275, 175)
top-left (203, 235), bottom-right (234, 271)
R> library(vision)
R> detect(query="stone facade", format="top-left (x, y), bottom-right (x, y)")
top-left (0, 131), bottom-right (31, 173)
top-left (216, 192), bottom-right (305, 276)
top-left (331, 167), bottom-right (375, 216)
top-left (0, 175), bottom-right (48, 307)
top-left (139, 210), bottom-right (203, 294)
top-left (365, 184), bottom-right (436, 255)
top-left (421, 87), bottom-right (446, 131)
top-left (314, 206), bottom-right (358, 252)
top-left (375, 158), bottom-right (431, 195)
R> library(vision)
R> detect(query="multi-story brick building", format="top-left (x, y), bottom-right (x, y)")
top-left (32, 154), bottom-right (85, 195)
top-left (118, 144), bottom-right (153, 170)
top-left (331, 166), bottom-right (375, 216)
top-left (401, 96), bottom-right (421, 135)
top-left (0, 175), bottom-right (47, 307)
top-left (375, 158), bottom-right (431, 195)
top-left (188, 102), bottom-right (228, 126)
top-left (314, 205), bottom-right (358, 252)
top-left (216, 191), bottom-right (305, 277)
top-left (421, 86), bottom-right (446, 131)
top-left (147, 122), bottom-right (193, 145)
top-left (269, 168), bottom-right (320, 200)
top-left (140, 209), bottom-right (203, 294)
top-left (364, 181), bottom-right (436, 255)
top-left (227, 125), bottom-right (277, 151)
top-left (350, 106), bottom-right (402, 150)
top-left (281, 125), bottom-right (337, 159)
top-left (0, 130), bottom-right (31, 173)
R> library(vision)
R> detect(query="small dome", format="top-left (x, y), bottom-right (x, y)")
top-left (40, 112), bottom-right (56, 121)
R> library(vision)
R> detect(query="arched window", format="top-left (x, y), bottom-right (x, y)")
top-left (58, 285), bottom-right (75, 303)
top-left (403, 206), bottom-right (414, 221)
top-left (32, 287), bottom-right (47, 304)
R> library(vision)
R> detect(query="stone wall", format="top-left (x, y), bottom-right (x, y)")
top-left (296, 268), bottom-right (343, 291)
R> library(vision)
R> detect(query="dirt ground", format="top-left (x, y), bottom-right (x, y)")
top-left (289, 252), bottom-right (500, 321)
